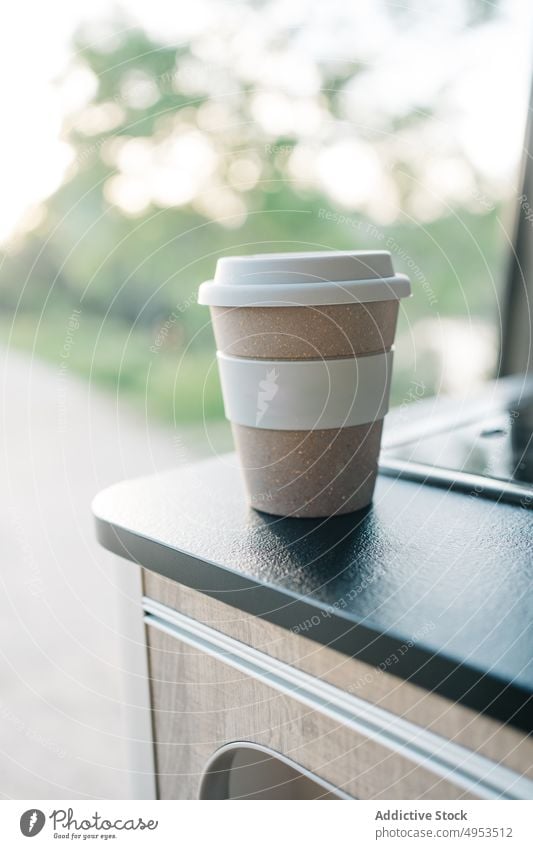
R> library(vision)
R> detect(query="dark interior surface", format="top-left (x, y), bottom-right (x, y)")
top-left (381, 385), bottom-right (533, 504)
top-left (390, 397), bottom-right (533, 485)
top-left (501, 78), bottom-right (533, 378)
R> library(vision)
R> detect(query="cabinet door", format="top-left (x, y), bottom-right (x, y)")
top-left (145, 621), bottom-right (479, 801)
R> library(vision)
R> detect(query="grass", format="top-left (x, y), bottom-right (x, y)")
top-left (0, 308), bottom-right (224, 424)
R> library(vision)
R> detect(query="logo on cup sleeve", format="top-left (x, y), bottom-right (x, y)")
top-left (256, 368), bottom-right (279, 425)
top-left (20, 810), bottom-right (46, 837)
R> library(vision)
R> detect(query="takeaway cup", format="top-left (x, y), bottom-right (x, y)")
top-left (198, 251), bottom-right (411, 517)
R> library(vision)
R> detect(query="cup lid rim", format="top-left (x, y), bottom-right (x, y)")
top-left (200, 253), bottom-right (411, 307)
top-left (198, 250), bottom-right (411, 306)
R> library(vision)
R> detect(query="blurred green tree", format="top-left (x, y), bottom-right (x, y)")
top-left (0, 1), bottom-right (510, 420)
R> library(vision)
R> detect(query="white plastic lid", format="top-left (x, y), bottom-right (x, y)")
top-left (198, 250), bottom-right (411, 307)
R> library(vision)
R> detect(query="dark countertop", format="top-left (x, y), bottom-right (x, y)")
top-left (93, 445), bottom-right (533, 733)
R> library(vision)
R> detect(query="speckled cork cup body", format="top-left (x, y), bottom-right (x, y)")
top-left (212, 303), bottom-right (396, 517)
top-left (210, 301), bottom-right (399, 360)
top-left (198, 251), bottom-right (411, 518)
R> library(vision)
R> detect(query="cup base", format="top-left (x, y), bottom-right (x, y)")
top-left (232, 420), bottom-right (383, 518)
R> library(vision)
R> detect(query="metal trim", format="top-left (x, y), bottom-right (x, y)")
top-left (379, 457), bottom-right (532, 507)
top-left (143, 597), bottom-right (533, 801)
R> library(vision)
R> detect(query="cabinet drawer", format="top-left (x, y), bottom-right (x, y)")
top-left (144, 602), bottom-right (530, 800)
top-left (143, 571), bottom-right (533, 782)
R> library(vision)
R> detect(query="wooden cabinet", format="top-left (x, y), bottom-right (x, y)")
top-left (143, 573), bottom-right (532, 801)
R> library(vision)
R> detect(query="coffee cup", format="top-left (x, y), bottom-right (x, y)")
top-left (199, 250), bottom-right (411, 517)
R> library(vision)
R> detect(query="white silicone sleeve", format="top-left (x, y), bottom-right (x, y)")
top-left (216, 350), bottom-right (393, 431)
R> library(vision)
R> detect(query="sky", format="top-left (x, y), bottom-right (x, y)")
top-left (0, 0), bottom-right (531, 245)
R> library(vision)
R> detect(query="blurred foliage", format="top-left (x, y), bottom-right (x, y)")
top-left (0, 4), bottom-right (510, 422)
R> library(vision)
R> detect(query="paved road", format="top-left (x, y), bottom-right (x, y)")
top-left (0, 347), bottom-right (230, 798)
